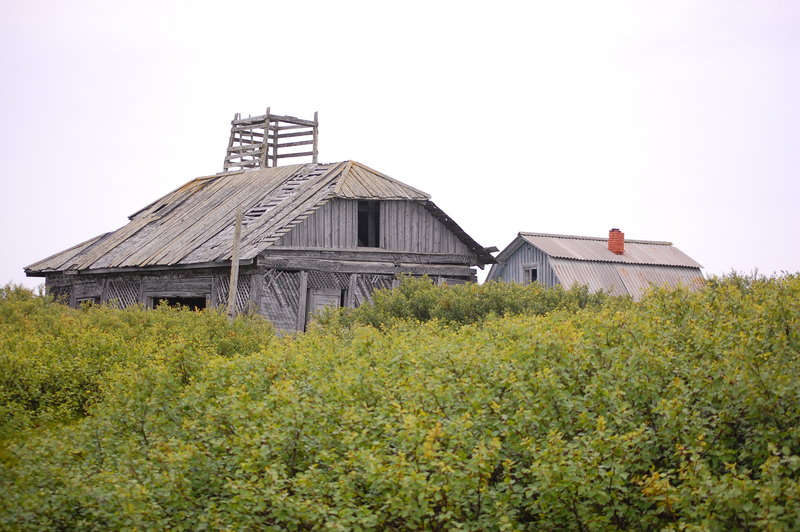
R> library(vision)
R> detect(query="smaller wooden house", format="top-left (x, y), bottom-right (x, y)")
top-left (486, 229), bottom-right (704, 298)
top-left (25, 111), bottom-right (495, 330)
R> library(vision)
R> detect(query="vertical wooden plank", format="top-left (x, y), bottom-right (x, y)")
top-left (259, 107), bottom-right (271, 168)
top-left (346, 273), bottom-right (357, 307)
top-left (312, 111), bottom-right (319, 164)
top-left (227, 209), bottom-right (243, 320)
top-left (249, 271), bottom-right (261, 312)
top-left (296, 270), bottom-right (309, 331)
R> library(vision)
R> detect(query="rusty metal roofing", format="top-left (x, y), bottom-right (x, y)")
top-left (26, 161), bottom-right (491, 274)
top-left (503, 232), bottom-right (702, 268)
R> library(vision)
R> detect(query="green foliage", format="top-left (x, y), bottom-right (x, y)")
top-left (0, 285), bottom-right (274, 436)
top-left (1, 275), bottom-right (800, 529)
top-left (315, 275), bottom-right (612, 330)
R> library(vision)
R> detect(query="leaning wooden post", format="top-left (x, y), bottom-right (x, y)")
top-left (312, 111), bottom-right (319, 163)
top-left (227, 208), bottom-right (243, 321)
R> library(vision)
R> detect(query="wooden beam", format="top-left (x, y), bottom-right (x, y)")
top-left (227, 209), bottom-right (243, 320)
top-left (258, 257), bottom-right (473, 277)
top-left (296, 270), bottom-right (308, 331)
top-left (262, 248), bottom-right (475, 265)
top-left (276, 151), bottom-right (315, 159)
top-left (312, 111), bottom-right (318, 163)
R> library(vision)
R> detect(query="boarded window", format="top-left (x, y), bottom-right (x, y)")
top-left (357, 201), bottom-right (380, 247)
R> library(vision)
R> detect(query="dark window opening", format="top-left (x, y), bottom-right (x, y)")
top-left (357, 201), bottom-right (380, 247)
top-left (76, 297), bottom-right (101, 307)
top-left (526, 267), bottom-right (538, 284)
top-left (157, 296), bottom-right (207, 310)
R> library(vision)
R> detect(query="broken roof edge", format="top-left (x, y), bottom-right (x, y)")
top-left (24, 232), bottom-right (111, 275)
top-left (127, 170), bottom-right (245, 220)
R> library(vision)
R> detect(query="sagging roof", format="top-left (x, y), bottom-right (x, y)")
top-left (26, 161), bottom-right (493, 275)
top-left (497, 232), bottom-right (702, 268)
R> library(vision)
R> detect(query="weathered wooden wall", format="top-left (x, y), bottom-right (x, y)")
top-left (274, 199), bottom-right (470, 255)
top-left (275, 199), bottom-right (357, 248)
top-left (381, 201), bottom-right (469, 254)
top-left (490, 243), bottom-right (559, 286)
top-left (45, 267), bottom-right (256, 313)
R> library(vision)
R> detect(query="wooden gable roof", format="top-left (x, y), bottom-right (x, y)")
top-left (26, 161), bottom-right (493, 275)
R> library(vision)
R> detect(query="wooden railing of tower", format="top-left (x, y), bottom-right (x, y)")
top-left (223, 109), bottom-right (319, 172)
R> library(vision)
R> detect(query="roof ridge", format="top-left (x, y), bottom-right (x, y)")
top-left (519, 231), bottom-right (672, 246)
top-left (348, 161), bottom-right (431, 199)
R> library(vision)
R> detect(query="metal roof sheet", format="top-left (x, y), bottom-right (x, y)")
top-left (515, 232), bottom-right (702, 268)
top-left (26, 161), bottom-right (490, 274)
top-left (550, 259), bottom-right (705, 299)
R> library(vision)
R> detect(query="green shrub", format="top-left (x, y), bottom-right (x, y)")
top-left (2, 274), bottom-right (799, 529)
top-left (315, 275), bottom-right (614, 331)
top-left (0, 285), bottom-right (274, 436)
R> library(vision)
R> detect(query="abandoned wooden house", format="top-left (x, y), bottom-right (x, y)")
top-left (25, 110), bottom-right (495, 330)
top-left (486, 229), bottom-right (704, 299)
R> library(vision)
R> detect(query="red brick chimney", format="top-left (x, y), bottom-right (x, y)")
top-left (608, 228), bottom-right (624, 255)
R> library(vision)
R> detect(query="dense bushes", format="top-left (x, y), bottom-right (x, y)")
top-left (315, 275), bottom-right (612, 329)
top-left (0, 285), bottom-right (274, 436)
top-left (1, 275), bottom-right (799, 529)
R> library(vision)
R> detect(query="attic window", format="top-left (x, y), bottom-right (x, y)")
top-left (358, 201), bottom-right (380, 247)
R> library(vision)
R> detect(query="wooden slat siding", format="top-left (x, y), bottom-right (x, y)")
top-left (380, 201), bottom-right (469, 254)
top-left (214, 274), bottom-right (252, 313)
top-left (48, 283), bottom-right (72, 304)
top-left (273, 199), bottom-right (357, 248)
top-left (259, 269), bottom-right (301, 331)
top-left (275, 199), bottom-right (471, 255)
top-left (353, 274), bottom-right (394, 306)
top-left (308, 271), bottom-right (349, 290)
top-left (105, 278), bottom-right (141, 308)
top-left (142, 276), bottom-right (212, 294)
top-left (497, 242), bottom-right (558, 287)
top-left (74, 280), bottom-right (103, 300)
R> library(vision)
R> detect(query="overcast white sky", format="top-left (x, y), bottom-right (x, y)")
top-left (1, 0), bottom-right (798, 288)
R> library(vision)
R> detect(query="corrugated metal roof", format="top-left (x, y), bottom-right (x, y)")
top-left (26, 161), bottom-right (491, 274)
top-left (550, 259), bottom-right (705, 299)
top-left (515, 232), bottom-right (702, 268)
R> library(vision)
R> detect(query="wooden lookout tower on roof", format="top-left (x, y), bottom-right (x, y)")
top-left (223, 108), bottom-right (319, 171)
top-left (26, 108), bottom-right (495, 331)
